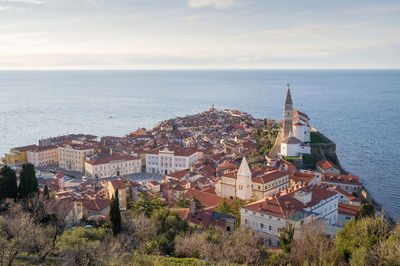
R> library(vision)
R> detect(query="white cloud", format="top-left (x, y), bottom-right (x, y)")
top-left (0, 0), bottom-right (46, 4)
top-left (188, 0), bottom-right (246, 9)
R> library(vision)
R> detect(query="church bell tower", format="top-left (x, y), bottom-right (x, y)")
top-left (282, 84), bottom-right (293, 139)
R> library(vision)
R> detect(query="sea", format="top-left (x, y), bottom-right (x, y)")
top-left (0, 70), bottom-right (399, 221)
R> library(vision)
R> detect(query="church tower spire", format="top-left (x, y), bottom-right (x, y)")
top-left (282, 84), bottom-right (293, 139)
top-left (236, 156), bottom-right (252, 200)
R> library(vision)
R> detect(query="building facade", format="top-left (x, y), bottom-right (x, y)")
top-left (27, 145), bottom-right (59, 167)
top-left (216, 157), bottom-right (290, 201)
top-left (4, 145), bottom-right (38, 165)
top-left (241, 185), bottom-right (339, 246)
top-left (58, 144), bottom-right (95, 172)
top-left (145, 146), bottom-right (200, 174)
top-left (85, 154), bottom-right (141, 179)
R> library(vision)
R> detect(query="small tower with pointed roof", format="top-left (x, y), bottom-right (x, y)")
top-left (236, 156), bottom-right (252, 200)
top-left (282, 83), bottom-right (293, 140)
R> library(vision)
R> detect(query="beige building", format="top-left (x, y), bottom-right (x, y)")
top-left (27, 145), bottom-right (59, 167)
top-left (107, 179), bottom-right (131, 210)
top-left (58, 144), bottom-right (94, 172)
top-left (85, 154), bottom-right (141, 179)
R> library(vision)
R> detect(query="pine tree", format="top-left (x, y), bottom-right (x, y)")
top-left (43, 185), bottom-right (50, 200)
top-left (18, 163), bottom-right (39, 199)
top-left (109, 188), bottom-right (121, 235)
top-left (0, 166), bottom-right (18, 199)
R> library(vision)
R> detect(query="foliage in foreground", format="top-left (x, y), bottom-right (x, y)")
top-left (1, 191), bottom-right (399, 266)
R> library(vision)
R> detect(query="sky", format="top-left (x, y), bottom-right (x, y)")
top-left (0, 0), bottom-right (399, 70)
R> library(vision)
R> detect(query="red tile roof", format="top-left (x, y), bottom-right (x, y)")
top-left (316, 159), bottom-right (339, 171)
top-left (166, 169), bottom-right (190, 180)
top-left (183, 189), bottom-right (227, 208)
top-left (13, 144), bottom-right (38, 152)
top-left (77, 198), bottom-right (110, 212)
top-left (291, 172), bottom-right (315, 183)
top-left (293, 110), bottom-right (310, 120)
top-left (252, 170), bottom-right (288, 184)
top-left (322, 174), bottom-right (361, 186)
top-left (338, 203), bottom-right (360, 216)
top-left (243, 185), bottom-right (337, 219)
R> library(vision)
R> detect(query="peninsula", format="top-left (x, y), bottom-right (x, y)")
top-left (0, 87), bottom-right (395, 265)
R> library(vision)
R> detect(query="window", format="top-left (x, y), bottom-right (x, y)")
top-left (245, 219), bottom-right (247, 224)
top-left (260, 223), bottom-right (264, 229)
top-left (269, 225), bottom-right (272, 231)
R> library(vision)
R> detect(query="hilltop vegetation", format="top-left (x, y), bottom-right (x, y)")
top-left (1, 190), bottom-right (399, 266)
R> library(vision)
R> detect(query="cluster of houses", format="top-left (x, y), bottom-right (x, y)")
top-left (1, 90), bottom-right (364, 246)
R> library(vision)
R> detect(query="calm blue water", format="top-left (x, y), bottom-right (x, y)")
top-left (0, 70), bottom-right (399, 220)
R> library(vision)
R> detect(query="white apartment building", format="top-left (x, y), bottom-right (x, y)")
top-left (85, 154), bottom-right (141, 179)
top-left (27, 145), bottom-right (59, 167)
top-left (145, 146), bottom-right (199, 174)
top-left (241, 185), bottom-right (339, 246)
top-left (58, 144), bottom-right (95, 172)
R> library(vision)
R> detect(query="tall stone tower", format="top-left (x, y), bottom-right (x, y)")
top-left (236, 156), bottom-right (252, 200)
top-left (282, 84), bottom-right (293, 139)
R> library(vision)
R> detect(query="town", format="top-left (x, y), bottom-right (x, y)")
top-left (0, 86), bottom-right (366, 247)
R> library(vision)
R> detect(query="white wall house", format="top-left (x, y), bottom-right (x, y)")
top-left (85, 154), bottom-right (141, 179)
top-left (241, 185), bottom-right (339, 246)
top-left (280, 133), bottom-right (311, 157)
top-left (145, 146), bottom-right (199, 174)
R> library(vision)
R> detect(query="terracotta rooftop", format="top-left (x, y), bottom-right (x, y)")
top-left (293, 110), bottom-right (310, 120)
top-left (316, 159), bottom-right (339, 171)
top-left (166, 169), bottom-right (190, 180)
top-left (183, 189), bottom-right (228, 208)
top-left (322, 174), bottom-right (361, 186)
top-left (242, 185), bottom-right (337, 219)
top-left (291, 172), bottom-right (315, 183)
top-left (13, 144), bottom-right (38, 152)
top-left (252, 170), bottom-right (288, 184)
top-left (338, 203), bottom-right (360, 216)
top-left (86, 154), bottom-right (140, 165)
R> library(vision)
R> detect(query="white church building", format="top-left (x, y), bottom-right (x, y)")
top-left (280, 85), bottom-right (311, 157)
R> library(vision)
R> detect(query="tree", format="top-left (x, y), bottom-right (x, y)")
top-left (216, 198), bottom-right (244, 227)
top-left (109, 188), bottom-right (122, 235)
top-left (288, 221), bottom-right (336, 265)
top-left (335, 216), bottom-right (390, 264)
top-left (278, 223), bottom-right (295, 254)
top-left (357, 203), bottom-right (375, 218)
top-left (216, 198), bottom-right (232, 215)
top-left (131, 194), bottom-right (167, 217)
top-left (43, 185), bottom-right (50, 200)
top-left (149, 208), bottom-right (189, 255)
top-left (57, 227), bottom-right (108, 265)
top-left (0, 166), bottom-right (18, 200)
top-left (18, 163), bottom-right (38, 199)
